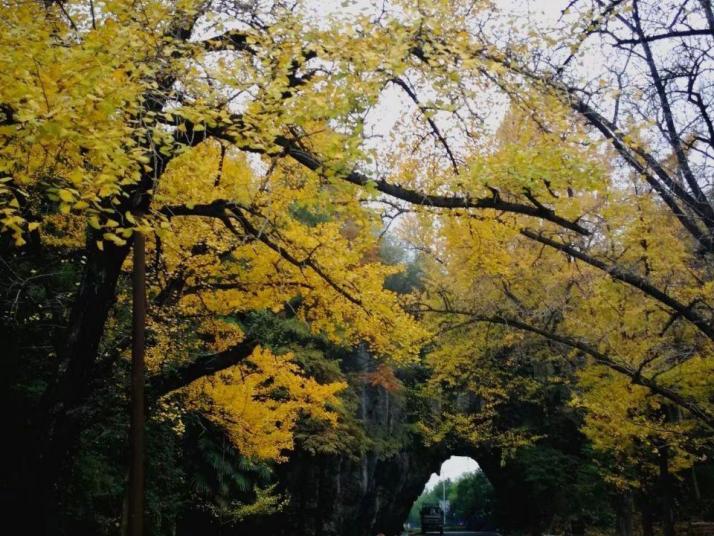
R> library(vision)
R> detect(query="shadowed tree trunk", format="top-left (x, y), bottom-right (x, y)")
top-left (614, 492), bottom-right (634, 536)
top-left (638, 490), bottom-right (654, 536)
top-left (658, 445), bottom-right (676, 536)
top-left (36, 239), bottom-right (131, 535)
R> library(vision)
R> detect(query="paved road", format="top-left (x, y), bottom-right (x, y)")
top-left (406, 532), bottom-right (496, 536)
top-left (409, 533), bottom-right (476, 536)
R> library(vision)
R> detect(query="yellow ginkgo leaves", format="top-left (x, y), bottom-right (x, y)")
top-left (185, 347), bottom-right (346, 461)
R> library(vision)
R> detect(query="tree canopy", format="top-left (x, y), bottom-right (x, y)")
top-left (2, 0), bottom-right (714, 535)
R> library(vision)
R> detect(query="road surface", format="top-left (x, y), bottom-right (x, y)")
top-left (406, 532), bottom-right (499, 536)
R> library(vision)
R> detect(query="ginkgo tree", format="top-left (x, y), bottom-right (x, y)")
top-left (0, 0), bottom-right (435, 529)
top-left (0, 0), bottom-right (580, 508)
top-left (404, 98), bottom-right (713, 536)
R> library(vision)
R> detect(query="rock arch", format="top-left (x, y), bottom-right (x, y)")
top-left (181, 347), bottom-right (559, 536)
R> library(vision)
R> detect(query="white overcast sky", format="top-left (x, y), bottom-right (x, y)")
top-left (424, 456), bottom-right (481, 491)
top-left (301, 0), bottom-right (573, 155)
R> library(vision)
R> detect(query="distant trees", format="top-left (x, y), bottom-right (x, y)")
top-left (448, 471), bottom-right (495, 523)
top-left (406, 471), bottom-right (494, 527)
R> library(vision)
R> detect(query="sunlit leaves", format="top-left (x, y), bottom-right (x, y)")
top-left (186, 347), bottom-right (346, 461)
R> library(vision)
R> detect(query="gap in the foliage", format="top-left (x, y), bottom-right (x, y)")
top-left (404, 456), bottom-right (497, 534)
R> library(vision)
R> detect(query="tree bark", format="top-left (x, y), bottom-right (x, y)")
top-left (36, 238), bottom-right (131, 534)
top-left (638, 491), bottom-right (654, 536)
top-left (149, 339), bottom-right (259, 398)
top-left (659, 445), bottom-right (676, 536)
top-left (614, 492), bottom-right (634, 536)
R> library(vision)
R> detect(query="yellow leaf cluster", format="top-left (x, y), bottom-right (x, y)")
top-left (185, 347), bottom-right (346, 461)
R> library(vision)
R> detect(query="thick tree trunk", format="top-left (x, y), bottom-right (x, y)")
top-left (638, 491), bottom-right (654, 536)
top-left (691, 466), bottom-right (701, 503)
top-left (614, 492), bottom-right (634, 536)
top-left (659, 445), bottom-right (676, 536)
top-left (35, 239), bottom-right (131, 535)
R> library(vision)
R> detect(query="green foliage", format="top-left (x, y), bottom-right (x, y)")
top-left (513, 445), bottom-right (613, 529)
top-left (449, 471), bottom-right (494, 521)
top-left (380, 236), bottom-right (425, 295)
top-left (181, 414), bottom-right (280, 526)
top-left (407, 470), bottom-right (494, 527)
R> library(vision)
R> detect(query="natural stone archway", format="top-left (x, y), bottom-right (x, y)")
top-left (230, 349), bottom-right (516, 536)
top-left (175, 346), bottom-right (581, 536)
top-left (216, 346), bottom-right (451, 536)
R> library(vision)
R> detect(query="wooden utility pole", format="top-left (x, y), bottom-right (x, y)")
top-left (128, 227), bottom-right (146, 536)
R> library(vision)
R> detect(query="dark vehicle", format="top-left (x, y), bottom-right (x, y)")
top-left (420, 504), bottom-right (444, 535)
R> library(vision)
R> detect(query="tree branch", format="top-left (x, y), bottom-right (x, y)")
top-left (200, 30), bottom-right (255, 53)
top-left (150, 339), bottom-right (259, 397)
top-left (520, 228), bottom-right (714, 341)
top-left (163, 105), bottom-right (590, 235)
top-left (631, 0), bottom-right (714, 223)
top-left (160, 200), bottom-right (367, 310)
top-left (389, 77), bottom-right (460, 175)
top-left (615, 28), bottom-right (713, 45)
top-left (273, 136), bottom-right (591, 235)
top-left (424, 306), bottom-right (714, 429)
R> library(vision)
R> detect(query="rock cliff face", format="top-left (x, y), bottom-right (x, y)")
top-left (260, 445), bottom-right (444, 536)
top-left (235, 347), bottom-right (447, 536)
top-left (181, 344), bottom-right (557, 536)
